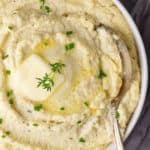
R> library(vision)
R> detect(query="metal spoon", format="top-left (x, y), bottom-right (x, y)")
top-left (111, 36), bottom-right (133, 150)
top-left (96, 25), bottom-right (133, 150)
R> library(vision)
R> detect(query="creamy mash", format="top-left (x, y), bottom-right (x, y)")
top-left (0, 0), bottom-right (140, 149)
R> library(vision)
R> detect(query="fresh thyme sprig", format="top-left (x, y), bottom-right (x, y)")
top-left (36, 62), bottom-right (65, 92)
top-left (36, 73), bottom-right (54, 91)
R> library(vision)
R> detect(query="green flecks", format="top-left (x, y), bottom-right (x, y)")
top-left (9, 99), bottom-right (14, 105)
top-left (7, 90), bottom-right (13, 97)
top-left (5, 131), bottom-right (10, 135)
top-left (44, 6), bottom-right (51, 13)
top-left (8, 26), bottom-right (13, 31)
top-left (84, 101), bottom-right (89, 107)
top-left (0, 118), bottom-right (3, 124)
top-left (1, 135), bottom-right (6, 138)
top-left (115, 111), bottom-right (120, 119)
top-left (40, 0), bottom-right (45, 5)
top-left (44, 41), bottom-right (49, 46)
top-left (97, 69), bottom-right (107, 79)
top-left (60, 107), bottom-right (65, 111)
top-left (6, 70), bottom-right (11, 75)
top-left (77, 120), bottom-right (82, 124)
top-left (34, 104), bottom-right (43, 112)
top-left (40, 0), bottom-right (51, 14)
top-left (7, 90), bottom-right (14, 106)
top-left (2, 54), bottom-right (9, 60)
top-left (2, 131), bottom-right (10, 138)
top-left (79, 137), bottom-right (86, 143)
top-left (33, 123), bottom-right (39, 127)
top-left (66, 31), bottom-right (73, 36)
top-left (65, 42), bottom-right (75, 51)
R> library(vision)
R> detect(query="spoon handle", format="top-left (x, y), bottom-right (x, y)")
top-left (111, 108), bottom-right (124, 150)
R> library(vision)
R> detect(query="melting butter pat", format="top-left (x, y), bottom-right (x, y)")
top-left (12, 54), bottom-right (51, 101)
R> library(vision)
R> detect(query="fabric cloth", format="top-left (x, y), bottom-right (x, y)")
top-left (120, 0), bottom-right (150, 150)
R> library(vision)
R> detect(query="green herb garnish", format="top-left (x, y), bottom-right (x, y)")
top-left (77, 120), bottom-right (81, 124)
top-left (2, 54), bottom-right (9, 60)
top-left (0, 118), bottom-right (3, 124)
top-left (34, 104), bottom-right (43, 112)
top-left (1, 131), bottom-right (10, 138)
top-left (84, 101), bottom-right (89, 107)
top-left (115, 111), bottom-right (120, 119)
top-left (65, 42), bottom-right (75, 51)
top-left (6, 70), bottom-right (11, 75)
top-left (37, 61), bottom-right (65, 92)
top-left (8, 26), bottom-right (13, 31)
top-left (40, 0), bottom-right (45, 5)
top-left (33, 123), bottom-right (38, 126)
top-left (60, 107), bottom-right (65, 111)
top-left (44, 6), bottom-right (51, 13)
top-left (36, 73), bottom-right (54, 91)
top-left (97, 69), bottom-right (107, 79)
top-left (79, 137), bottom-right (86, 143)
top-left (40, 0), bottom-right (51, 14)
top-left (40, 5), bottom-right (51, 13)
top-left (5, 131), bottom-right (10, 135)
top-left (7, 90), bottom-right (13, 97)
top-left (66, 31), bottom-right (73, 36)
top-left (44, 41), bottom-right (48, 46)
top-left (50, 63), bottom-right (65, 74)
top-left (9, 99), bottom-right (14, 105)
top-left (1, 135), bottom-right (6, 138)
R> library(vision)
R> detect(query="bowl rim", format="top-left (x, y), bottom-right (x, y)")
top-left (113, 0), bottom-right (149, 139)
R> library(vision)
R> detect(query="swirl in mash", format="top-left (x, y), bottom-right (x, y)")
top-left (0, 0), bottom-right (140, 150)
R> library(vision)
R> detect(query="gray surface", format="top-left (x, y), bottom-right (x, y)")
top-left (120, 0), bottom-right (150, 150)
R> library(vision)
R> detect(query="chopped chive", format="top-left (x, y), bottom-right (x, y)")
top-left (7, 90), bottom-right (13, 97)
top-left (44, 6), bottom-right (51, 13)
top-left (5, 131), bottom-right (10, 135)
top-left (1, 131), bottom-right (10, 138)
top-left (1, 135), bottom-right (6, 138)
top-left (40, 0), bottom-right (45, 5)
top-left (40, 0), bottom-right (51, 14)
top-left (79, 137), bottom-right (86, 143)
top-left (65, 42), bottom-right (75, 51)
top-left (8, 26), bottom-right (13, 31)
top-left (97, 69), bottom-right (107, 79)
top-left (9, 99), bottom-right (14, 105)
top-left (66, 31), bottom-right (73, 36)
top-left (77, 120), bottom-right (81, 124)
top-left (6, 70), bottom-right (11, 75)
top-left (33, 123), bottom-right (38, 127)
top-left (44, 41), bottom-right (48, 46)
top-left (84, 101), bottom-right (89, 107)
top-left (34, 104), bottom-right (43, 112)
top-left (115, 111), bottom-right (120, 119)
top-left (60, 107), bottom-right (65, 111)
top-left (0, 118), bottom-right (3, 124)
top-left (2, 54), bottom-right (9, 60)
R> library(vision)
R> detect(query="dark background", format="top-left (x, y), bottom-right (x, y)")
top-left (120, 0), bottom-right (150, 150)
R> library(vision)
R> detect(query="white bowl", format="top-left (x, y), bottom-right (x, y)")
top-left (108, 0), bottom-right (148, 149)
